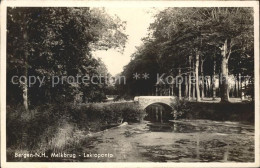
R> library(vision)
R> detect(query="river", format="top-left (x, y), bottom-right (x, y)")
top-left (74, 119), bottom-right (254, 162)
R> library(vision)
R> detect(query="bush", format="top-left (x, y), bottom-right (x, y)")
top-left (7, 101), bottom-right (143, 160)
top-left (121, 103), bottom-right (144, 122)
top-left (78, 102), bottom-right (143, 124)
top-left (6, 104), bottom-right (71, 150)
top-left (67, 102), bottom-right (143, 125)
top-left (170, 99), bottom-right (191, 119)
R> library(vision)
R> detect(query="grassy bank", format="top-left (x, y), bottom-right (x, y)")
top-left (6, 100), bottom-right (254, 161)
top-left (183, 102), bottom-right (254, 124)
top-left (6, 102), bottom-right (144, 161)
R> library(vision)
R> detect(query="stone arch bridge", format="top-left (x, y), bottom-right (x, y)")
top-left (134, 96), bottom-right (176, 110)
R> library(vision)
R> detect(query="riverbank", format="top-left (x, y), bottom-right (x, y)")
top-left (19, 119), bottom-right (253, 162)
top-left (6, 102), bottom-right (143, 161)
top-left (6, 100), bottom-right (255, 161)
top-left (185, 101), bottom-right (254, 124)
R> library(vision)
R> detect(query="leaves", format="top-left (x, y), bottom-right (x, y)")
top-left (117, 7), bottom-right (254, 99)
top-left (7, 7), bottom-right (127, 104)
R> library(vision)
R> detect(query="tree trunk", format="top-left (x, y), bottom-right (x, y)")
top-left (185, 76), bottom-right (188, 98)
top-left (238, 73), bottom-right (242, 98)
top-left (220, 57), bottom-right (229, 102)
top-left (201, 59), bottom-right (205, 100)
top-left (195, 50), bottom-right (201, 102)
top-left (188, 56), bottom-right (192, 100)
top-left (192, 76), bottom-right (196, 99)
top-left (178, 68), bottom-right (181, 99)
top-left (22, 80), bottom-right (28, 110)
top-left (220, 39), bottom-right (230, 103)
top-left (192, 61), bottom-right (196, 99)
top-left (205, 79), bottom-right (208, 97)
top-left (22, 31), bottom-right (29, 111)
top-left (241, 81), bottom-right (245, 100)
top-left (241, 77), bottom-right (245, 100)
top-left (235, 75), bottom-right (239, 97)
top-left (212, 59), bottom-right (216, 100)
top-left (188, 73), bottom-right (191, 100)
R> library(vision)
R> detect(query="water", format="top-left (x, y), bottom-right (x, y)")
top-left (75, 119), bottom-right (254, 162)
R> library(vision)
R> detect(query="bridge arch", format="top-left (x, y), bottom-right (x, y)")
top-left (143, 102), bottom-right (172, 110)
top-left (134, 96), bottom-right (176, 110)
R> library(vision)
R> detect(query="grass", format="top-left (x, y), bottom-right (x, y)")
top-left (184, 101), bottom-right (254, 124)
top-left (6, 100), bottom-right (254, 161)
top-left (6, 102), bottom-right (144, 161)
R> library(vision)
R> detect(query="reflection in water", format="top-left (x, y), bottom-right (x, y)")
top-left (141, 101), bottom-right (255, 162)
top-left (223, 142), bottom-right (229, 161)
top-left (144, 103), bottom-right (173, 123)
top-left (147, 121), bottom-right (249, 134)
top-left (47, 117), bottom-right (253, 162)
top-left (147, 122), bottom-right (198, 133)
top-left (196, 134), bottom-right (200, 160)
top-left (144, 121), bottom-right (254, 162)
top-left (9, 117), bottom-right (253, 162)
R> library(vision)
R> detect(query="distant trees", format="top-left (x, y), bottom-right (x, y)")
top-left (116, 40), bottom-right (161, 98)
top-left (7, 7), bottom-right (127, 108)
top-left (118, 7), bottom-right (254, 102)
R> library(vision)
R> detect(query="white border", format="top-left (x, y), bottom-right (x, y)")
top-left (1, 1), bottom-right (259, 168)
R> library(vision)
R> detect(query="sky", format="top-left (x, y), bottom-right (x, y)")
top-left (92, 8), bottom-right (157, 76)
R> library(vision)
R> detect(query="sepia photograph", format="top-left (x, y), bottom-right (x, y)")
top-left (0, 1), bottom-right (259, 168)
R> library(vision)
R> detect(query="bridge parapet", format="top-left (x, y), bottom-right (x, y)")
top-left (134, 96), bottom-right (176, 110)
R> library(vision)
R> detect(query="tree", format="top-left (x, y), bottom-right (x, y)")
top-left (118, 7), bottom-right (253, 102)
top-left (148, 7), bottom-right (254, 102)
top-left (7, 7), bottom-right (127, 108)
top-left (199, 8), bottom-right (254, 102)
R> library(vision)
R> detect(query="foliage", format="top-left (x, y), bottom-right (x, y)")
top-left (7, 102), bottom-right (143, 161)
top-left (75, 102), bottom-right (144, 124)
top-left (7, 104), bottom-right (65, 149)
top-left (170, 99), bottom-right (191, 119)
top-left (7, 7), bottom-right (127, 105)
top-left (117, 7), bottom-right (254, 101)
top-left (186, 102), bottom-right (254, 122)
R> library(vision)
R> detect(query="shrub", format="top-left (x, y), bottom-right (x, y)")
top-left (170, 99), bottom-right (191, 119)
top-left (6, 104), bottom-right (64, 150)
top-left (120, 103), bottom-right (144, 122)
top-left (6, 101), bottom-right (144, 161)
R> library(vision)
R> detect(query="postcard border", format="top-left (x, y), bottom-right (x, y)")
top-left (1, 1), bottom-right (259, 168)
